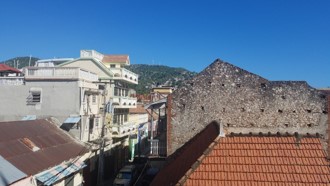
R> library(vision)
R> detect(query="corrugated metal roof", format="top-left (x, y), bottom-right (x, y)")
top-left (36, 160), bottom-right (86, 186)
top-left (0, 155), bottom-right (27, 186)
top-left (144, 98), bottom-right (167, 110)
top-left (21, 115), bottom-right (37, 121)
top-left (0, 119), bottom-right (88, 176)
top-left (63, 116), bottom-right (80, 123)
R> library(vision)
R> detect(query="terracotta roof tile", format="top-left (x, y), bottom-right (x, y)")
top-left (0, 64), bottom-right (21, 73)
top-left (102, 55), bottom-right (129, 64)
top-left (182, 136), bottom-right (330, 186)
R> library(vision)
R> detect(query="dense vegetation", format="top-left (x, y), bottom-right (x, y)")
top-left (1, 57), bottom-right (197, 94)
top-left (126, 64), bottom-right (197, 94)
top-left (0, 56), bottom-right (39, 68)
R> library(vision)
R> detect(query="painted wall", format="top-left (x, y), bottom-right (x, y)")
top-left (0, 81), bottom-right (80, 122)
top-left (61, 58), bottom-right (111, 80)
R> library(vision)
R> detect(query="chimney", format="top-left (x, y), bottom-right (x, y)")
top-left (328, 96), bottom-right (330, 159)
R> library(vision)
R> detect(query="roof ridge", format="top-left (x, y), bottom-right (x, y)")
top-left (177, 135), bottom-right (223, 185)
top-left (228, 132), bottom-right (322, 138)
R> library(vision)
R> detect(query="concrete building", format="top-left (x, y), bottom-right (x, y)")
top-left (151, 86), bottom-right (174, 102)
top-left (167, 59), bottom-right (328, 155)
top-left (0, 66), bottom-right (101, 142)
top-left (59, 50), bottom-right (140, 179)
top-left (60, 50), bottom-right (139, 139)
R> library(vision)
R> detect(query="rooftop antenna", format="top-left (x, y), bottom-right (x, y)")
top-left (28, 55), bottom-right (32, 67)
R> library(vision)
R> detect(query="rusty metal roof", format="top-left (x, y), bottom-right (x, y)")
top-left (0, 119), bottom-right (88, 175)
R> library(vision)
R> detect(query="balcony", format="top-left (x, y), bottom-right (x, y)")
top-left (112, 97), bottom-right (137, 108)
top-left (111, 123), bottom-right (137, 138)
top-left (110, 68), bottom-right (138, 84)
top-left (0, 77), bottom-right (24, 85)
top-left (24, 67), bottom-right (98, 82)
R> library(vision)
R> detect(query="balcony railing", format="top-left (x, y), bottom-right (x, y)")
top-left (112, 97), bottom-right (137, 108)
top-left (111, 123), bottom-right (137, 138)
top-left (110, 68), bottom-right (138, 84)
top-left (0, 77), bottom-right (24, 85)
top-left (24, 67), bottom-right (98, 82)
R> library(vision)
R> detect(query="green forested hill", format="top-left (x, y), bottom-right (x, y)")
top-left (1, 56), bottom-right (39, 68)
top-left (126, 64), bottom-right (197, 94)
top-left (1, 57), bottom-right (196, 94)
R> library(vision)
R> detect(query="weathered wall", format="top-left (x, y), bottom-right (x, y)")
top-left (0, 81), bottom-right (80, 122)
top-left (169, 60), bottom-right (328, 155)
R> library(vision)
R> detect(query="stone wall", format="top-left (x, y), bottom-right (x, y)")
top-left (169, 59), bottom-right (328, 155)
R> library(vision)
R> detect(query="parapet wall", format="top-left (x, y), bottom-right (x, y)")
top-left (169, 60), bottom-right (328, 155)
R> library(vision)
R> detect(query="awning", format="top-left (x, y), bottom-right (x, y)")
top-left (0, 155), bottom-right (27, 186)
top-left (35, 160), bottom-right (86, 186)
top-left (144, 98), bottom-right (167, 110)
top-left (63, 116), bottom-right (80, 123)
top-left (22, 115), bottom-right (36, 121)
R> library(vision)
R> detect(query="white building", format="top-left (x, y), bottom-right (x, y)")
top-left (60, 50), bottom-right (139, 139)
top-left (0, 66), bottom-right (102, 142)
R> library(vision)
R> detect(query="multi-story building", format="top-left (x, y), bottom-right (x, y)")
top-left (60, 50), bottom-right (139, 139)
top-left (0, 65), bottom-right (101, 142)
top-left (59, 50), bottom-right (139, 175)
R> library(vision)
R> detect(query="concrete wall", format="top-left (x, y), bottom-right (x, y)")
top-left (169, 60), bottom-right (328, 155)
top-left (0, 81), bottom-right (80, 122)
top-left (61, 58), bottom-right (111, 79)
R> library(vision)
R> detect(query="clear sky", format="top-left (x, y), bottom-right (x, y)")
top-left (0, 0), bottom-right (329, 88)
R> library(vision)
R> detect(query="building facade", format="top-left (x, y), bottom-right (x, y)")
top-left (0, 66), bottom-right (102, 142)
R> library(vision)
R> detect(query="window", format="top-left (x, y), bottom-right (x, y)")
top-left (95, 117), bottom-right (100, 127)
top-left (113, 115), bottom-right (118, 124)
top-left (124, 114), bottom-right (128, 122)
top-left (110, 64), bottom-right (116, 68)
top-left (27, 88), bottom-right (42, 104)
top-left (114, 88), bottom-right (119, 96)
top-left (32, 92), bottom-right (41, 103)
top-left (92, 95), bottom-right (97, 104)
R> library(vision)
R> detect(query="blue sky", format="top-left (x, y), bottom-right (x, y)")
top-left (0, 0), bottom-right (329, 88)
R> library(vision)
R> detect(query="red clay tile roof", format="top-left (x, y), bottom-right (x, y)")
top-left (0, 119), bottom-right (88, 175)
top-left (183, 136), bottom-right (330, 186)
top-left (129, 104), bottom-right (147, 114)
top-left (151, 122), bottom-right (220, 186)
top-left (0, 64), bottom-right (21, 73)
top-left (102, 55), bottom-right (129, 64)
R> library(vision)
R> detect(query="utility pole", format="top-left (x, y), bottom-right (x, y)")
top-left (150, 108), bottom-right (154, 155)
top-left (97, 90), bottom-right (107, 186)
top-left (29, 55), bottom-right (32, 67)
